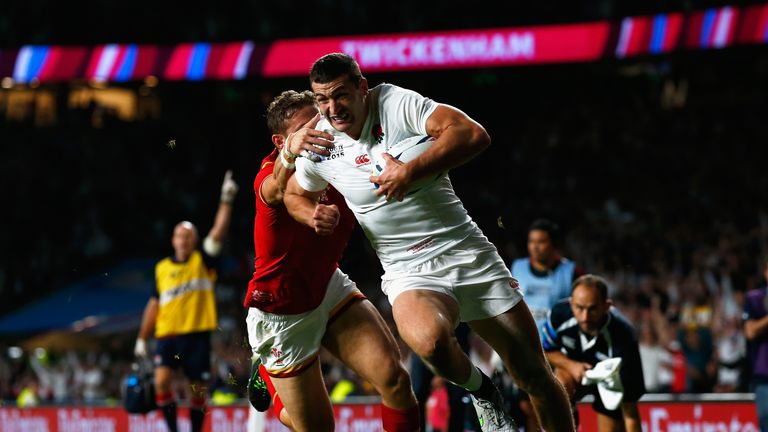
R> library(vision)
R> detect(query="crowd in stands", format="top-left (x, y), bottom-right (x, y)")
top-left (0, 46), bottom-right (766, 407)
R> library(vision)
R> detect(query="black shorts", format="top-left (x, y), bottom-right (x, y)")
top-left (155, 331), bottom-right (211, 382)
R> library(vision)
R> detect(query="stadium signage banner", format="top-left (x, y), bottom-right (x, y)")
top-left (0, 3), bottom-right (767, 82)
top-left (578, 400), bottom-right (759, 431)
top-left (0, 400), bottom-right (759, 431)
top-left (262, 23), bottom-right (609, 76)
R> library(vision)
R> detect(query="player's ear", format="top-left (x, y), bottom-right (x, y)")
top-left (271, 134), bottom-right (284, 150)
top-left (360, 77), bottom-right (369, 95)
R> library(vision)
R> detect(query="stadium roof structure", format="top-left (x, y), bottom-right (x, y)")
top-left (0, 3), bottom-right (766, 84)
top-left (0, 259), bottom-right (154, 336)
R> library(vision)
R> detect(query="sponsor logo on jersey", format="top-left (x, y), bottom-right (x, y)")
top-left (355, 154), bottom-right (371, 166)
top-left (407, 237), bottom-right (434, 254)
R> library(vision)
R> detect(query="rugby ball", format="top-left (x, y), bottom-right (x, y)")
top-left (373, 135), bottom-right (442, 194)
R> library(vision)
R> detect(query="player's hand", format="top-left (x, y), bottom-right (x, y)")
top-left (567, 360), bottom-right (593, 383)
top-left (285, 113), bottom-right (335, 160)
top-left (312, 204), bottom-right (339, 235)
top-left (370, 153), bottom-right (411, 202)
top-left (220, 170), bottom-right (239, 204)
top-left (134, 338), bottom-right (148, 358)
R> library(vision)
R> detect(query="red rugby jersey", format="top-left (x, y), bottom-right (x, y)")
top-left (244, 149), bottom-right (355, 314)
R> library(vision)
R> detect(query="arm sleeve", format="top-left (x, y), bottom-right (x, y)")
top-left (744, 293), bottom-right (760, 321)
top-left (380, 84), bottom-right (438, 136)
top-left (294, 157), bottom-right (329, 192)
top-left (541, 309), bottom-right (563, 351)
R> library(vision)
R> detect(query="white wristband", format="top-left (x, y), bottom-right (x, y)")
top-left (280, 148), bottom-right (296, 170)
top-left (284, 134), bottom-right (298, 158)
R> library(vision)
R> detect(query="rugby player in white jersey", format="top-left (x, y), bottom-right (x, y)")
top-left (283, 53), bottom-right (575, 432)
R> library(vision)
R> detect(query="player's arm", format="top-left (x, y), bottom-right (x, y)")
top-left (621, 402), bottom-right (642, 432)
top-left (264, 114), bottom-right (331, 205)
top-left (284, 175), bottom-right (339, 235)
top-left (745, 314), bottom-right (768, 340)
top-left (134, 297), bottom-right (158, 357)
top-left (203, 170), bottom-right (238, 256)
top-left (541, 315), bottom-right (592, 383)
top-left (372, 104), bottom-right (490, 200)
top-left (544, 350), bottom-right (592, 384)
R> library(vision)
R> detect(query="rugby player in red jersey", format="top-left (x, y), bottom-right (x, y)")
top-left (244, 90), bottom-right (419, 431)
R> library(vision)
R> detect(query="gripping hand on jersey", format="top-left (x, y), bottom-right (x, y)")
top-left (285, 113), bottom-right (335, 161)
top-left (312, 204), bottom-right (339, 236)
top-left (370, 153), bottom-right (411, 202)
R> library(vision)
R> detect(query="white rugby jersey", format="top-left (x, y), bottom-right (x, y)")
top-left (294, 83), bottom-right (493, 274)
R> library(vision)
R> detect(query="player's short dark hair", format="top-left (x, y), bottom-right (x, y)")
top-left (528, 218), bottom-right (561, 245)
top-left (266, 90), bottom-right (315, 135)
top-left (572, 274), bottom-right (609, 301)
top-left (310, 53), bottom-right (364, 86)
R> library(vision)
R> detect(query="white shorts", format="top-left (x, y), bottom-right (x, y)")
top-left (381, 234), bottom-right (523, 322)
top-left (246, 268), bottom-right (364, 377)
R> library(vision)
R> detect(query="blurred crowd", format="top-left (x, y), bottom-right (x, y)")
top-left (0, 45), bottom-right (766, 408)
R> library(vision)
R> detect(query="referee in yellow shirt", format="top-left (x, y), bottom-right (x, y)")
top-left (134, 170), bottom-right (238, 432)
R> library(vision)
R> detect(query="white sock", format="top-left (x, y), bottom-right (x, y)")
top-left (454, 365), bottom-right (482, 392)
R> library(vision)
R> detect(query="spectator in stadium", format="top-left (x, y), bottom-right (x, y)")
top-left (244, 90), bottom-right (419, 431)
top-left (510, 218), bottom-right (584, 430)
top-left (133, 171), bottom-right (238, 432)
top-left (284, 52), bottom-right (574, 432)
top-left (542, 274), bottom-right (645, 431)
top-left (511, 218), bottom-right (584, 330)
top-left (743, 257), bottom-right (768, 432)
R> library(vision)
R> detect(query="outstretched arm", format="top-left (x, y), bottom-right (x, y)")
top-left (135, 297), bottom-right (158, 357)
top-left (371, 104), bottom-right (490, 201)
top-left (204, 170), bottom-right (238, 255)
top-left (284, 175), bottom-right (339, 236)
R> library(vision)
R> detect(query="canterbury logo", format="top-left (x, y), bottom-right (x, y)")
top-left (354, 154), bottom-right (370, 165)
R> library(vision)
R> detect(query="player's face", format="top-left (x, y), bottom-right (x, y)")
top-left (569, 284), bottom-right (610, 336)
top-left (527, 229), bottom-right (554, 263)
top-left (311, 75), bottom-right (368, 138)
top-left (282, 105), bottom-right (319, 143)
top-left (172, 223), bottom-right (197, 261)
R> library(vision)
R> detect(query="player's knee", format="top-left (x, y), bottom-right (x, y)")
top-left (404, 325), bottom-right (451, 362)
top-left (383, 365), bottom-right (413, 397)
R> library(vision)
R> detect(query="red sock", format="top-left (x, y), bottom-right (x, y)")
top-left (259, 364), bottom-right (284, 418)
top-left (155, 391), bottom-right (174, 406)
top-left (381, 403), bottom-right (420, 432)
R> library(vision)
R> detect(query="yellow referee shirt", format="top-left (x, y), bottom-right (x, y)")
top-left (154, 250), bottom-right (218, 337)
